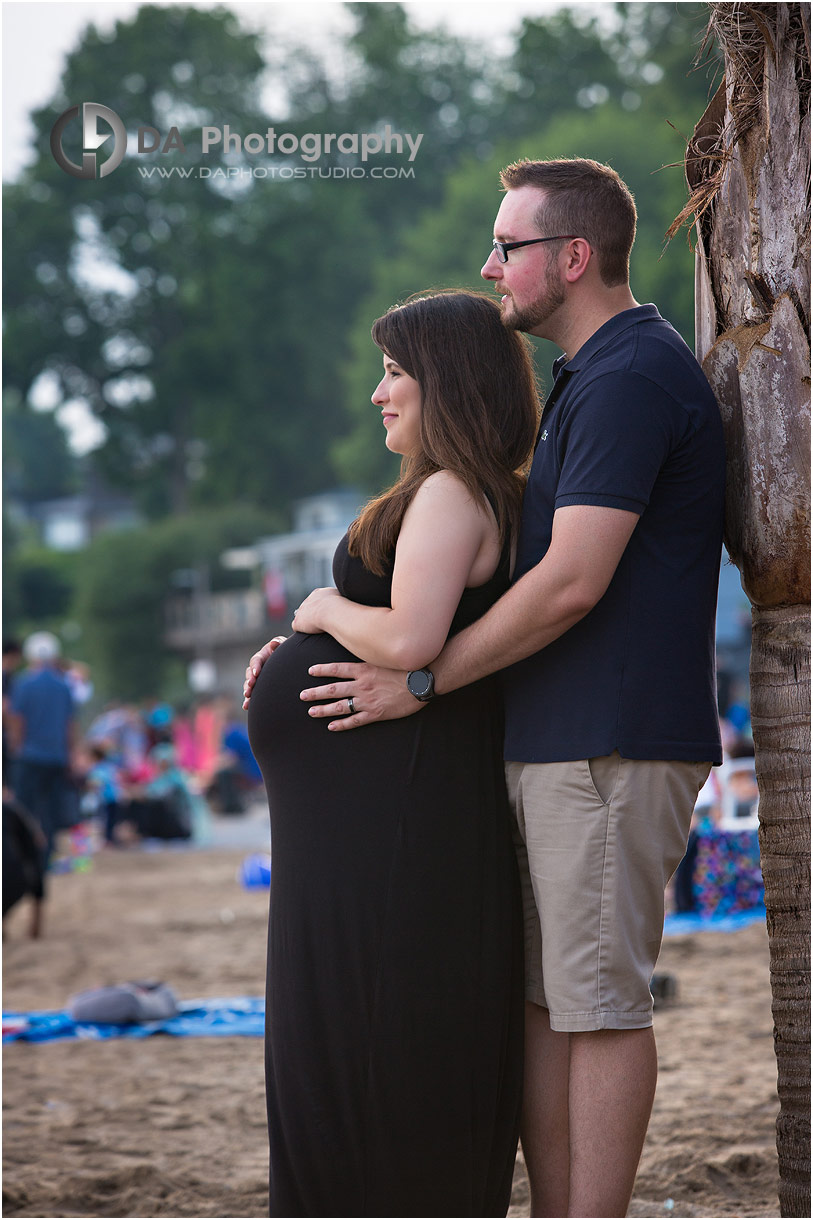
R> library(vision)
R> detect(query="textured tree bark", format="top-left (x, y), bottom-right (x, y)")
top-left (672, 4), bottom-right (810, 1214)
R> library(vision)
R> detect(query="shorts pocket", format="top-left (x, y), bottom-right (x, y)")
top-left (585, 752), bottom-right (621, 806)
top-left (694, 760), bottom-right (713, 794)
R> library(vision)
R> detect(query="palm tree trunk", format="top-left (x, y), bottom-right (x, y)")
top-left (669, 4), bottom-right (810, 1213)
top-left (752, 606), bottom-right (811, 1216)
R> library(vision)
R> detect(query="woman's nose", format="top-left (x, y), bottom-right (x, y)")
top-left (371, 377), bottom-right (387, 405)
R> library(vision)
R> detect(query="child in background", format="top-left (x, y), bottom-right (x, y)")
top-left (87, 742), bottom-right (123, 845)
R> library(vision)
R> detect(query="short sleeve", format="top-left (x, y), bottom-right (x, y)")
top-left (554, 371), bottom-right (680, 515)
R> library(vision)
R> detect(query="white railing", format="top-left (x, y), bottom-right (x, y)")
top-left (165, 589), bottom-right (266, 645)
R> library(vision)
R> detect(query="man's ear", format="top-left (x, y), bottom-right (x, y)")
top-left (563, 238), bottom-right (592, 284)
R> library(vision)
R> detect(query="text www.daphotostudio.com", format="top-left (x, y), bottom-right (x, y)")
top-left (50, 102), bottom-right (423, 182)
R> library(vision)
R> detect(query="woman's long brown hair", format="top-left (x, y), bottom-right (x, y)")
top-left (348, 290), bottom-right (541, 575)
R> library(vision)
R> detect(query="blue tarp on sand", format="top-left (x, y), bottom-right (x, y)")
top-left (3, 996), bottom-right (265, 1044)
top-left (4, 909), bottom-right (767, 1045)
top-left (663, 902), bottom-right (765, 936)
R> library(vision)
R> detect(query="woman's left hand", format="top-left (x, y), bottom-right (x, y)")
top-left (292, 587), bottom-right (341, 634)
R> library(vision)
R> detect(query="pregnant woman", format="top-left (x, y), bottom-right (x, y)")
top-left (246, 290), bottom-right (539, 1217)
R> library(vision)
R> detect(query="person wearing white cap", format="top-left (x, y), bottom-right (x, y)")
top-left (11, 632), bottom-right (76, 871)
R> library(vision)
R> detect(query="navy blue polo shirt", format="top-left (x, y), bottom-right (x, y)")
top-left (503, 305), bottom-right (725, 765)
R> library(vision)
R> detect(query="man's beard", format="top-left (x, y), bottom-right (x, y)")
top-left (501, 267), bottom-right (565, 334)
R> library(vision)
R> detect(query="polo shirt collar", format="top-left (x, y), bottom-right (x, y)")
top-left (554, 303), bottom-right (661, 376)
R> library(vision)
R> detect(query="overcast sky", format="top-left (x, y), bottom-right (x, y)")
top-left (2, 0), bottom-right (603, 181)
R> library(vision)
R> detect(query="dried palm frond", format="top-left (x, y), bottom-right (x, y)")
top-left (667, 3), bottom-right (809, 245)
top-left (708, 3), bottom-right (773, 140)
top-left (666, 79), bottom-right (730, 247)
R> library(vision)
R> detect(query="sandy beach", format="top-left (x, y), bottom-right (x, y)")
top-left (3, 807), bottom-right (780, 1219)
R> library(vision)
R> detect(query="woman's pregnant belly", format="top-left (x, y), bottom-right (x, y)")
top-left (246, 631), bottom-right (359, 775)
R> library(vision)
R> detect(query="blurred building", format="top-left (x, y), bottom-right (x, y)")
top-left (163, 489), bottom-right (362, 694)
top-left (255, 489), bottom-right (363, 618)
top-left (9, 489), bottom-right (141, 551)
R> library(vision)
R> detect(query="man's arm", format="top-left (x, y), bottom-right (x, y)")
top-left (432, 502), bottom-right (638, 692)
top-left (297, 504), bottom-right (639, 730)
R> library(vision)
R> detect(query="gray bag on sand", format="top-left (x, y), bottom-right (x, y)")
top-left (67, 980), bottom-right (179, 1024)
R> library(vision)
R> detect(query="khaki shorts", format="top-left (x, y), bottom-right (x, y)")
top-left (505, 753), bottom-right (712, 1032)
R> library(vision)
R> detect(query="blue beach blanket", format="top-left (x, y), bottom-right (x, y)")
top-left (3, 996), bottom-right (265, 1044)
top-left (4, 906), bottom-right (766, 1045)
top-left (663, 902), bottom-right (765, 936)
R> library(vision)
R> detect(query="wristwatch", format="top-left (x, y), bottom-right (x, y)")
top-left (406, 668), bottom-right (435, 702)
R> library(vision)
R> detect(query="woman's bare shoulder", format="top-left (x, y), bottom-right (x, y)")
top-left (412, 469), bottom-right (487, 513)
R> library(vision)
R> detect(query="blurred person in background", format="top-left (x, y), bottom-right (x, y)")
top-left (58, 656), bottom-right (94, 707)
top-left (144, 700), bottom-right (174, 749)
top-left (10, 632), bottom-right (76, 872)
top-left (207, 700), bottom-right (263, 813)
top-left (117, 742), bottom-right (193, 841)
top-left (3, 795), bottom-right (46, 937)
top-left (3, 638), bottom-right (23, 792)
top-left (3, 636), bottom-right (46, 937)
top-left (87, 701), bottom-right (149, 775)
top-left (191, 695), bottom-right (225, 791)
top-left (86, 741), bottom-right (124, 846)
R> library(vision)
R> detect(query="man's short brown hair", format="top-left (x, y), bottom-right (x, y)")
top-left (499, 158), bottom-right (637, 287)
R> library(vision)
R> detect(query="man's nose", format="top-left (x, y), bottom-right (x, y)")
top-left (481, 249), bottom-right (502, 280)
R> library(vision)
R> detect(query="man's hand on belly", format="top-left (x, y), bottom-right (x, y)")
top-left (300, 663), bottom-right (424, 731)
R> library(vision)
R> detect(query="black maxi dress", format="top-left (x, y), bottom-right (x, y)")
top-left (247, 531), bottom-right (524, 1219)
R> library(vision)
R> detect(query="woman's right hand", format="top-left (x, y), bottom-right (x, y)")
top-left (242, 637), bottom-right (287, 710)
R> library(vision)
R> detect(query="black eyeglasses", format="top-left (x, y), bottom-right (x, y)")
top-left (492, 236), bottom-right (581, 263)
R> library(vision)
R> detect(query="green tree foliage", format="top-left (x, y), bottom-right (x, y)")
top-left (510, 3), bottom-right (713, 133)
top-left (3, 391), bottom-right (77, 503)
top-left (9, 6), bottom-right (273, 515)
top-left (4, 2), bottom-right (716, 516)
top-left (333, 5), bottom-right (717, 491)
top-left (269, 2), bottom-right (505, 226)
top-left (3, 3), bottom-right (512, 520)
top-left (75, 504), bottom-right (279, 698)
top-left (13, 547), bottom-right (77, 623)
top-left (2, 517), bottom-right (79, 641)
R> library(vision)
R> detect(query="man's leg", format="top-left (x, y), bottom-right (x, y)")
top-left (511, 754), bottom-right (708, 1218)
top-left (506, 762), bottom-right (572, 1216)
top-left (522, 1014), bottom-right (656, 1219)
top-left (521, 1001), bottom-right (570, 1217)
top-left (568, 1026), bottom-right (657, 1218)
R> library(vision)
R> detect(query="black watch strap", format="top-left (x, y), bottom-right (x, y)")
top-left (406, 668), bottom-right (435, 702)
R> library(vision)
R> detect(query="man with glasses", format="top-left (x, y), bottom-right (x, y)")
top-left (246, 158), bottom-right (725, 1217)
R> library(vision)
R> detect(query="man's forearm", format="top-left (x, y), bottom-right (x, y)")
top-left (432, 504), bottom-right (639, 695)
top-left (432, 564), bottom-right (592, 695)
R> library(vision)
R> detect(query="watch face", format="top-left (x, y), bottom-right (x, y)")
top-left (408, 670), bottom-right (432, 698)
